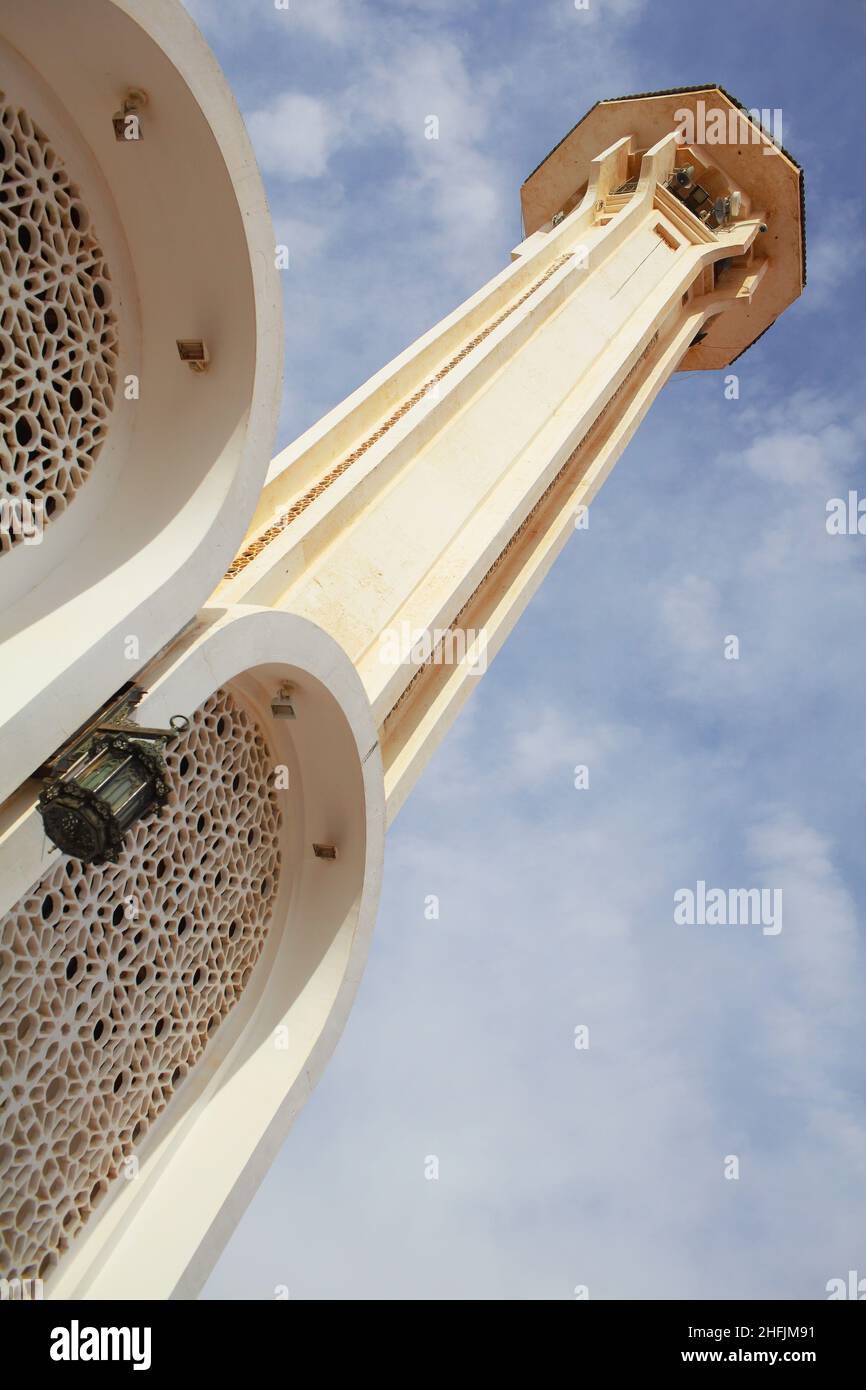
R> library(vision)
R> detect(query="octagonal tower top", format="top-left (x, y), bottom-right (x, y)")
top-left (521, 85), bottom-right (805, 369)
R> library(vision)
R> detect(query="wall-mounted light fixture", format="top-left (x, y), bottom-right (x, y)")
top-left (36, 688), bottom-right (189, 866)
top-left (176, 339), bottom-right (210, 373)
top-left (270, 683), bottom-right (296, 719)
top-left (113, 88), bottom-right (148, 142)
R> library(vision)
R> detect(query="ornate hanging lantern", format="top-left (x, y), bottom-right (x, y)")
top-left (35, 687), bottom-right (189, 865)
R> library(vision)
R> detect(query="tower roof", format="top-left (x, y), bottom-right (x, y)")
top-left (521, 85), bottom-right (805, 368)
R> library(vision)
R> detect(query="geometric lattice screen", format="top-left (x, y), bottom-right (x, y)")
top-left (0, 90), bottom-right (119, 555)
top-left (0, 690), bottom-right (282, 1282)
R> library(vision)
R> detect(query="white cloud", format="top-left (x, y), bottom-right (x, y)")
top-left (504, 705), bottom-right (635, 792)
top-left (801, 201), bottom-right (866, 311)
top-left (660, 573), bottom-right (721, 656)
top-left (183, 0), bottom-right (353, 44)
top-left (287, 0), bottom-right (353, 44)
top-left (273, 214), bottom-right (333, 263)
top-left (748, 812), bottom-right (860, 1008)
top-left (246, 92), bottom-right (342, 180)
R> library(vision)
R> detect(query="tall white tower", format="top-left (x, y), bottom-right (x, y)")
top-left (0, 1), bottom-right (805, 1301)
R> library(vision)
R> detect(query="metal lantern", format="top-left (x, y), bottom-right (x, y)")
top-left (36, 687), bottom-right (189, 865)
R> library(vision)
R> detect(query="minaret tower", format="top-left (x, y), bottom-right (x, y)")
top-left (218, 87), bottom-right (805, 822)
top-left (0, 15), bottom-right (805, 1305)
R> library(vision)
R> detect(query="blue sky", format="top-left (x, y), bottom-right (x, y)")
top-left (184, 0), bottom-right (866, 1298)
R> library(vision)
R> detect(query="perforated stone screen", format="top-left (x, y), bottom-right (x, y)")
top-left (0, 90), bottom-right (119, 554)
top-left (0, 689), bottom-right (282, 1283)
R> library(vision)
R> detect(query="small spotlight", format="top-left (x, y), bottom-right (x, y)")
top-left (270, 683), bottom-right (296, 719)
top-left (313, 844), bottom-right (337, 860)
top-left (176, 340), bottom-right (210, 373)
top-left (113, 88), bottom-right (147, 142)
